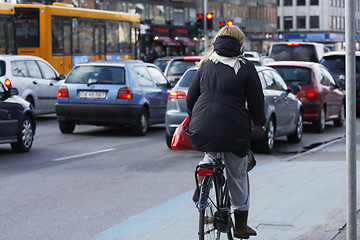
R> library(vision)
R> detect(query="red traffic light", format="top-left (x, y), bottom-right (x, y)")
top-left (197, 13), bottom-right (204, 19)
top-left (220, 21), bottom-right (225, 27)
top-left (227, 20), bottom-right (234, 26)
top-left (206, 13), bottom-right (213, 20)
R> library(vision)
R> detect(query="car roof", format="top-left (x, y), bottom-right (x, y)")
top-left (255, 66), bottom-right (274, 71)
top-left (0, 54), bottom-right (45, 61)
top-left (75, 59), bottom-right (145, 67)
top-left (323, 51), bottom-right (360, 57)
top-left (168, 56), bottom-right (202, 61)
top-left (266, 61), bottom-right (319, 68)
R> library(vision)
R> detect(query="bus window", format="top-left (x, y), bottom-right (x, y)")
top-left (119, 22), bottom-right (130, 53)
top-left (63, 18), bottom-right (71, 54)
top-left (72, 18), bottom-right (79, 53)
top-left (14, 8), bottom-right (39, 48)
top-left (52, 16), bottom-right (63, 54)
top-left (79, 18), bottom-right (93, 54)
top-left (106, 21), bottom-right (119, 53)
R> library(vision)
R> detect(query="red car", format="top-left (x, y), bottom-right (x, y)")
top-left (267, 61), bottom-right (345, 133)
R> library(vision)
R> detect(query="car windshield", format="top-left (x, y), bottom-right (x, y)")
top-left (167, 60), bottom-right (199, 75)
top-left (0, 61), bottom-right (5, 77)
top-left (66, 66), bottom-right (125, 84)
top-left (270, 44), bottom-right (318, 62)
top-left (178, 69), bottom-right (196, 87)
top-left (320, 55), bottom-right (360, 74)
top-left (273, 67), bottom-right (313, 85)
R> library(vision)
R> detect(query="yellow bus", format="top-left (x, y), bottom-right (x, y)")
top-left (13, 3), bottom-right (140, 75)
top-left (0, 3), bottom-right (16, 54)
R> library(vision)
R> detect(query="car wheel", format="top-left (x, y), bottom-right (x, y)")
top-left (59, 121), bottom-right (76, 134)
top-left (165, 131), bottom-right (173, 149)
top-left (10, 115), bottom-right (35, 152)
top-left (287, 110), bottom-right (303, 143)
top-left (313, 107), bottom-right (325, 133)
top-left (259, 117), bottom-right (275, 154)
top-left (334, 102), bottom-right (345, 127)
top-left (132, 108), bottom-right (148, 136)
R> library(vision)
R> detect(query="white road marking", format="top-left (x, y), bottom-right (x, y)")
top-left (52, 148), bottom-right (116, 161)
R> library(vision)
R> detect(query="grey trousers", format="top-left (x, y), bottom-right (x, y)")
top-left (199, 152), bottom-right (250, 211)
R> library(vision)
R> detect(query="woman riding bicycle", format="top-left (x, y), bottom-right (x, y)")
top-left (186, 25), bottom-right (266, 239)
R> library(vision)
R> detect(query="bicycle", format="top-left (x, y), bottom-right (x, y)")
top-left (195, 152), bottom-right (234, 240)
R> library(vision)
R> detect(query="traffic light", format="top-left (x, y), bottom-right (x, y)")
top-left (227, 20), bottom-right (234, 26)
top-left (219, 21), bottom-right (225, 29)
top-left (206, 12), bottom-right (213, 30)
top-left (197, 13), bottom-right (204, 31)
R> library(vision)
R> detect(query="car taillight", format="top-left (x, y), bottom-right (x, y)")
top-left (117, 87), bottom-right (133, 99)
top-left (57, 86), bottom-right (69, 98)
top-left (4, 79), bottom-right (11, 88)
top-left (306, 92), bottom-right (317, 98)
top-left (286, 43), bottom-right (300, 46)
top-left (168, 91), bottom-right (186, 101)
top-left (198, 169), bottom-right (213, 176)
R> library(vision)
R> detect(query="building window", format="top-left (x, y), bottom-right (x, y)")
top-left (284, 0), bottom-right (292, 6)
top-left (297, 0), bottom-right (305, 5)
top-left (330, 16), bottom-right (333, 29)
top-left (284, 16), bottom-right (293, 31)
top-left (310, 16), bottom-right (319, 28)
top-left (173, 8), bottom-right (184, 26)
top-left (310, 0), bottom-right (319, 5)
top-left (297, 16), bottom-right (306, 28)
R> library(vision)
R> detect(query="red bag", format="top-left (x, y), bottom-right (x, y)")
top-left (171, 116), bottom-right (193, 151)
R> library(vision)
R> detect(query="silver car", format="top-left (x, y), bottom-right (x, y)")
top-left (0, 55), bottom-right (66, 115)
top-left (165, 67), bottom-right (303, 153)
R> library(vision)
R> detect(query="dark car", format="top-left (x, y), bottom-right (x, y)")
top-left (0, 82), bottom-right (36, 152)
top-left (320, 51), bottom-right (360, 113)
top-left (269, 42), bottom-right (329, 63)
top-left (163, 56), bottom-right (201, 86)
top-left (267, 61), bottom-right (345, 133)
top-left (153, 56), bottom-right (177, 72)
top-left (165, 67), bottom-right (303, 154)
top-left (56, 60), bottom-right (171, 136)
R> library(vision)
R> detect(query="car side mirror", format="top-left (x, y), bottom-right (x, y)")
top-left (9, 87), bottom-right (19, 96)
top-left (289, 85), bottom-right (301, 94)
top-left (58, 74), bottom-right (66, 80)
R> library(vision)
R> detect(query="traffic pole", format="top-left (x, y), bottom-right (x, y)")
top-left (345, 0), bottom-right (357, 238)
top-left (204, 0), bottom-right (209, 52)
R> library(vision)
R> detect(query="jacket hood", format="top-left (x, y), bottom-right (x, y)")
top-left (214, 35), bottom-right (242, 57)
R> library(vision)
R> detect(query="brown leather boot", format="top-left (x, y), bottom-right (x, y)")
top-left (233, 210), bottom-right (257, 239)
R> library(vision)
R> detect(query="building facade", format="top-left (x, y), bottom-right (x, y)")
top-left (9, 0), bottom-right (278, 55)
top-left (277, 0), bottom-right (360, 50)
top-left (199, 0), bottom-right (278, 53)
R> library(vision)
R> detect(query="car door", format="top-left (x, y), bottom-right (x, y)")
top-left (133, 65), bottom-right (163, 123)
top-left (319, 66), bottom-right (343, 118)
top-left (262, 69), bottom-right (290, 136)
top-left (24, 60), bottom-right (51, 113)
top-left (37, 60), bottom-right (63, 112)
top-left (271, 69), bottom-right (299, 133)
top-left (146, 65), bottom-right (170, 120)
top-left (0, 84), bottom-right (18, 140)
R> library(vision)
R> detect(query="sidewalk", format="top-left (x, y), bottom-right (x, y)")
top-left (91, 136), bottom-right (360, 240)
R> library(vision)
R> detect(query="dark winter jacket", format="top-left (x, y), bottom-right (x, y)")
top-left (186, 35), bottom-right (266, 157)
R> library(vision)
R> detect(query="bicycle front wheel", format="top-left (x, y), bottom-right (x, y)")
top-left (199, 176), bottom-right (220, 240)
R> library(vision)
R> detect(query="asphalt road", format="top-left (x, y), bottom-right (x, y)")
top-left (0, 115), bottom-right (355, 240)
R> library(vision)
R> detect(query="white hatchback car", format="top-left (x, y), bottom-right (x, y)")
top-left (0, 55), bottom-right (66, 115)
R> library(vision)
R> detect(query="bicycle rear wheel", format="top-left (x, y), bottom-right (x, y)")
top-left (199, 176), bottom-right (220, 240)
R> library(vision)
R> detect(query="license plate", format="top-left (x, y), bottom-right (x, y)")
top-left (79, 91), bottom-right (106, 99)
